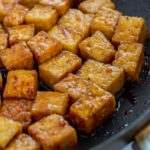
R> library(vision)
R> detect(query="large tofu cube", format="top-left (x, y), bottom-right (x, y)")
top-left (0, 34), bottom-right (8, 49)
top-left (39, 51), bottom-right (82, 88)
top-left (0, 99), bottom-right (33, 130)
top-left (69, 94), bottom-right (116, 134)
top-left (112, 16), bottom-right (148, 45)
top-left (78, 0), bottom-right (115, 14)
top-left (0, 116), bottom-right (22, 149)
top-left (91, 7), bottom-right (122, 39)
top-left (79, 31), bottom-right (116, 63)
top-left (78, 59), bottom-right (125, 94)
top-left (5, 134), bottom-right (40, 150)
top-left (3, 70), bottom-right (38, 99)
top-left (19, 0), bottom-right (39, 8)
top-left (1, 42), bottom-right (34, 70)
top-left (3, 4), bottom-right (29, 27)
top-left (113, 42), bottom-right (144, 81)
top-left (28, 114), bottom-right (77, 150)
top-left (8, 24), bottom-right (35, 46)
top-left (27, 31), bottom-right (62, 65)
top-left (39, 0), bottom-right (72, 16)
top-left (25, 5), bottom-right (58, 31)
top-left (32, 91), bottom-right (69, 120)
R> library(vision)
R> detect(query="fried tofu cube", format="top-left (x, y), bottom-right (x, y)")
top-left (0, 99), bottom-right (33, 130)
top-left (0, 34), bottom-right (8, 49)
top-left (0, 72), bottom-right (2, 91)
top-left (39, 0), bottom-right (72, 16)
top-left (91, 7), bottom-right (122, 39)
top-left (69, 94), bottom-right (116, 134)
top-left (32, 91), bottom-right (69, 120)
top-left (3, 4), bottom-right (29, 28)
top-left (3, 70), bottom-right (38, 99)
top-left (28, 114), bottom-right (77, 150)
top-left (8, 24), bottom-right (35, 46)
top-left (79, 31), bottom-right (116, 63)
top-left (27, 31), bottom-right (62, 65)
top-left (0, 116), bottom-right (22, 149)
top-left (5, 134), bottom-right (40, 150)
top-left (1, 42), bottom-right (34, 70)
top-left (112, 16), bottom-right (148, 45)
top-left (78, 0), bottom-right (115, 14)
top-left (25, 5), bottom-right (58, 31)
top-left (0, 49), bottom-right (5, 68)
top-left (78, 59), bottom-right (125, 94)
top-left (39, 51), bottom-right (82, 88)
top-left (19, 0), bottom-right (39, 8)
top-left (113, 42), bottom-right (144, 81)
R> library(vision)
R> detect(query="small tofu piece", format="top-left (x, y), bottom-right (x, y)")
top-left (3, 4), bottom-right (29, 28)
top-left (1, 42), bottom-right (34, 70)
top-left (5, 134), bottom-right (40, 150)
top-left (19, 0), bottom-right (39, 8)
top-left (0, 72), bottom-right (2, 91)
top-left (113, 42), bottom-right (144, 81)
top-left (8, 24), bottom-right (35, 46)
top-left (28, 114), bottom-right (77, 150)
top-left (32, 91), bottom-right (69, 120)
top-left (78, 0), bottom-right (115, 14)
top-left (69, 95), bottom-right (116, 134)
top-left (78, 59), bottom-right (124, 94)
top-left (25, 5), bottom-right (58, 31)
top-left (0, 99), bottom-right (33, 130)
top-left (112, 16), bottom-right (148, 45)
top-left (0, 34), bottom-right (8, 49)
top-left (79, 31), bottom-right (116, 63)
top-left (27, 31), bottom-right (62, 65)
top-left (3, 70), bottom-right (38, 99)
top-left (39, 51), bottom-right (82, 88)
top-left (39, 0), bottom-right (72, 16)
top-left (0, 116), bottom-right (22, 149)
top-left (91, 7), bottom-right (122, 39)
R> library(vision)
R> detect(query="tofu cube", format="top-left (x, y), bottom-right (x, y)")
top-left (39, 0), bottom-right (72, 16)
top-left (0, 72), bottom-right (2, 91)
top-left (8, 24), bottom-right (35, 46)
top-left (28, 114), bottom-right (77, 150)
top-left (78, 0), bottom-right (115, 14)
top-left (27, 31), bottom-right (62, 65)
top-left (32, 91), bottom-right (69, 120)
top-left (48, 25), bottom-right (82, 54)
top-left (19, 0), bottom-right (39, 8)
top-left (0, 116), bottom-right (22, 149)
top-left (79, 31), bottom-right (116, 63)
top-left (3, 70), bottom-right (38, 99)
top-left (0, 34), bottom-right (8, 49)
top-left (112, 16), bottom-right (148, 45)
top-left (5, 134), bottom-right (40, 150)
top-left (3, 4), bottom-right (29, 27)
top-left (91, 7), bottom-right (122, 39)
top-left (1, 42), bottom-right (34, 70)
top-left (113, 42), bottom-right (144, 81)
top-left (0, 49), bottom-right (5, 68)
top-left (39, 51), bottom-right (82, 88)
top-left (0, 99), bottom-right (33, 130)
top-left (25, 5), bottom-right (58, 31)
top-left (78, 59), bottom-right (125, 94)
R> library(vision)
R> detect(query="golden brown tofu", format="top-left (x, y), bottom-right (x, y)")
top-left (25, 5), bottom-right (58, 31)
top-left (0, 72), bottom-right (2, 91)
top-left (27, 31), bottom-right (62, 65)
top-left (5, 134), bottom-right (40, 150)
top-left (28, 114), bottom-right (77, 150)
top-left (113, 42), bottom-right (144, 81)
top-left (78, 59), bottom-right (125, 94)
top-left (79, 31), bottom-right (116, 63)
top-left (91, 7), bottom-right (122, 39)
top-left (0, 116), bottom-right (22, 149)
top-left (8, 24), bottom-right (35, 46)
top-left (0, 99), bottom-right (33, 130)
top-left (1, 42), bottom-right (34, 70)
top-left (3, 70), bottom-right (38, 99)
top-left (0, 49), bottom-right (5, 68)
top-left (3, 4), bottom-right (29, 27)
top-left (69, 94), bottom-right (116, 134)
top-left (32, 91), bottom-right (70, 120)
top-left (19, 0), bottom-right (38, 8)
top-left (39, 0), bottom-right (72, 16)
top-left (48, 25), bottom-right (82, 54)
top-left (0, 34), bottom-right (8, 49)
top-left (39, 51), bottom-right (82, 88)
top-left (112, 16), bottom-right (148, 45)
top-left (0, 23), bottom-right (5, 33)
